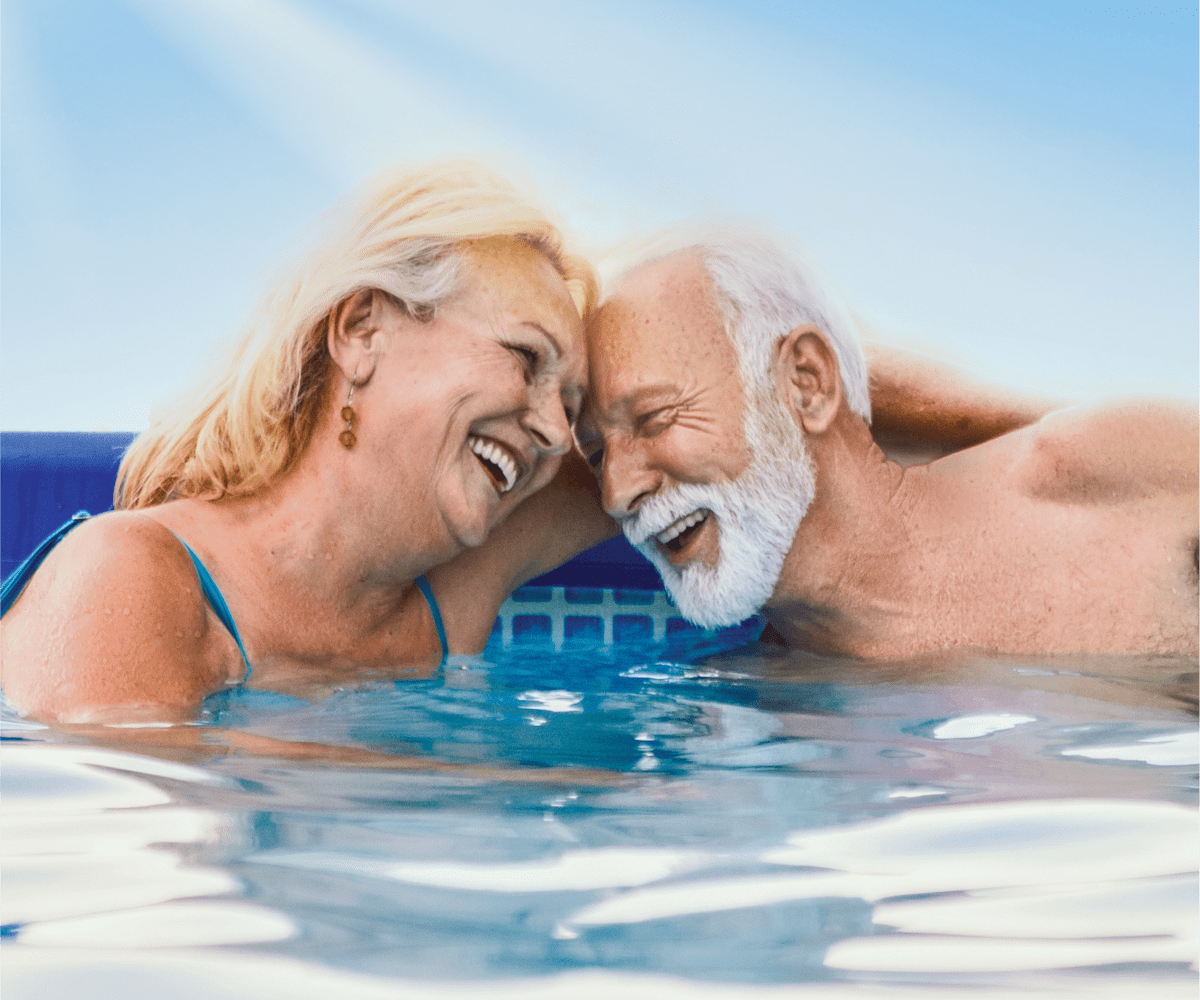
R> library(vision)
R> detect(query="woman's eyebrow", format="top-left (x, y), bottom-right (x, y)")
top-left (521, 322), bottom-right (562, 359)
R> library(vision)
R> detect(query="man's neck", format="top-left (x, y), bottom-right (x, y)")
top-left (763, 412), bottom-right (926, 655)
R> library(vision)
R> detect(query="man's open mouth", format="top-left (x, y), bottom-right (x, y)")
top-left (656, 509), bottom-right (710, 553)
top-left (468, 435), bottom-right (520, 493)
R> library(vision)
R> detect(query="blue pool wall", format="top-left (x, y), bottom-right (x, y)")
top-left (1, 432), bottom-right (748, 648)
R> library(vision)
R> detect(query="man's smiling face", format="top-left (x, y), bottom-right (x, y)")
top-left (580, 250), bottom-right (816, 627)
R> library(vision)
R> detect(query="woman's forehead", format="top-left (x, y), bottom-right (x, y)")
top-left (461, 236), bottom-right (561, 287)
top-left (459, 239), bottom-right (580, 335)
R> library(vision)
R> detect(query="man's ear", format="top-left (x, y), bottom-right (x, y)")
top-left (775, 325), bottom-right (842, 434)
top-left (327, 289), bottom-right (385, 385)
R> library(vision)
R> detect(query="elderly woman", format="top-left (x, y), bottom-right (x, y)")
top-left (1, 163), bottom-right (614, 723)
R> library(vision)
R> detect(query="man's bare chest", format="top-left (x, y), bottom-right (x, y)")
top-left (911, 496), bottom-right (1197, 655)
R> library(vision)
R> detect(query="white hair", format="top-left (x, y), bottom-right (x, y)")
top-left (696, 228), bottom-right (871, 423)
top-left (611, 226), bottom-right (871, 423)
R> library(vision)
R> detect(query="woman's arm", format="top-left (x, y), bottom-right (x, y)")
top-left (862, 338), bottom-right (1062, 449)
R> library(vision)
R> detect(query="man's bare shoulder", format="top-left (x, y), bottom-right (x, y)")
top-left (1, 511), bottom-right (230, 722)
top-left (1000, 398), bottom-right (1197, 508)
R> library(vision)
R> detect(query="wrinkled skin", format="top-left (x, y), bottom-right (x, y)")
top-left (582, 251), bottom-right (1199, 659)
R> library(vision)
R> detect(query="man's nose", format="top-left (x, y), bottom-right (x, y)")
top-left (601, 440), bottom-right (660, 518)
top-left (520, 385), bottom-right (571, 457)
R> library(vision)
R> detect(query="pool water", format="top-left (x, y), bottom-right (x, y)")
top-left (3, 587), bottom-right (1197, 999)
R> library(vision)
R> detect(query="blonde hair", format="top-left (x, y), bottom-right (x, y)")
top-left (117, 161), bottom-right (598, 509)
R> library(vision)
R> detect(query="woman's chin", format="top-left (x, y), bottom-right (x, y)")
top-left (454, 521), bottom-right (490, 550)
top-left (442, 488), bottom-right (502, 551)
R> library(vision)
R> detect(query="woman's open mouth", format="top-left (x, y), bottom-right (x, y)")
top-left (468, 435), bottom-right (520, 494)
top-left (656, 509), bottom-right (710, 554)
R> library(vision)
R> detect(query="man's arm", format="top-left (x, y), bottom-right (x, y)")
top-left (428, 452), bottom-right (618, 652)
top-left (862, 339), bottom-right (1061, 449)
top-left (1013, 397), bottom-right (1199, 507)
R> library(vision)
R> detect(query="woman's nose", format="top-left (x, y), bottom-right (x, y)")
top-left (521, 385), bottom-right (571, 456)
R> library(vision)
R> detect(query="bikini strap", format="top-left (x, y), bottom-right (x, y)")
top-left (174, 538), bottom-right (252, 681)
top-left (414, 574), bottom-right (449, 661)
top-left (1, 511), bottom-right (92, 616)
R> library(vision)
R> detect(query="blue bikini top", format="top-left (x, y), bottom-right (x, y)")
top-left (172, 532), bottom-right (252, 678)
top-left (0, 512), bottom-right (450, 676)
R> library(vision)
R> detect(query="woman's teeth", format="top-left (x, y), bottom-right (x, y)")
top-left (468, 435), bottom-right (518, 493)
top-left (656, 510), bottom-right (708, 545)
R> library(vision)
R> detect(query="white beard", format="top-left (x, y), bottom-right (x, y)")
top-left (621, 394), bottom-right (816, 629)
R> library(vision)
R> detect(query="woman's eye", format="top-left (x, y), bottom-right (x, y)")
top-left (506, 343), bottom-right (540, 374)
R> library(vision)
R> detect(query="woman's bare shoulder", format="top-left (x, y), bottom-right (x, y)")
top-left (1, 511), bottom-right (233, 723)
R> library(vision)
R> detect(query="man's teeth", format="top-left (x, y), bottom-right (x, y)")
top-left (468, 435), bottom-right (518, 493)
top-left (656, 510), bottom-right (708, 545)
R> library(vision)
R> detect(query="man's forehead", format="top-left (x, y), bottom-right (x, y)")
top-left (590, 251), bottom-right (728, 363)
top-left (583, 249), bottom-right (744, 429)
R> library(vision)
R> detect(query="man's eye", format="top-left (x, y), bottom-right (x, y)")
top-left (638, 408), bottom-right (674, 435)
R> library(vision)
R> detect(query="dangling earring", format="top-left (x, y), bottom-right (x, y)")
top-left (339, 375), bottom-right (358, 449)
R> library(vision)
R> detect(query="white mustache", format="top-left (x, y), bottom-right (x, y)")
top-left (622, 484), bottom-right (725, 548)
top-left (617, 393), bottom-right (816, 629)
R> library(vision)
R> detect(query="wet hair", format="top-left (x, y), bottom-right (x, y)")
top-left (117, 161), bottom-right (597, 509)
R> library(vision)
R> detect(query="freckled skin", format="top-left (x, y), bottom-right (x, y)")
top-left (586, 251), bottom-right (1199, 659)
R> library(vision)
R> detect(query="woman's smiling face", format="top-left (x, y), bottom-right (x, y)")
top-left (363, 237), bottom-right (586, 556)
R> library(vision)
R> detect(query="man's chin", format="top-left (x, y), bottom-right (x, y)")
top-left (638, 545), bottom-right (766, 630)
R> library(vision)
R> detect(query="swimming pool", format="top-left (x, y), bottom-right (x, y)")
top-left (2, 436), bottom-right (1197, 999)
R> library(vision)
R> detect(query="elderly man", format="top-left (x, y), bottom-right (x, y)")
top-left (579, 231), bottom-right (1198, 657)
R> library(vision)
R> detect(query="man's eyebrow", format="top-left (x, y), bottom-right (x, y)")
top-left (624, 383), bottom-right (680, 406)
top-left (522, 322), bottom-right (562, 359)
top-left (590, 383), bottom-right (680, 424)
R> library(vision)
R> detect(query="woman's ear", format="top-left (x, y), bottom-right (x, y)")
top-left (775, 325), bottom-right (843, 435)
top-left (327, 289), bottom-right (384, 385)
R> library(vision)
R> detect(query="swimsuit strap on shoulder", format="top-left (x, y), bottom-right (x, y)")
top-left (174, 537), bottom-right (252, 681)
top-left (1, 511), bottom-right (92, 617)
top-left (414, 574), bottom-right (449, 662)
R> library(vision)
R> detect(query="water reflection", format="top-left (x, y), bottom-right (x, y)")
top-left (1, 641), bottom-right (1195, 994)
top-left (2, 745), bottom-right (294, 948)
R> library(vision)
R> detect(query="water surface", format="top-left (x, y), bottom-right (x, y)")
top-left (4, 608), bottom-right (1196, 999)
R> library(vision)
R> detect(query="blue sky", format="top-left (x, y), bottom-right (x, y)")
top-left (3, 0), bottom-right (1196, 430)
